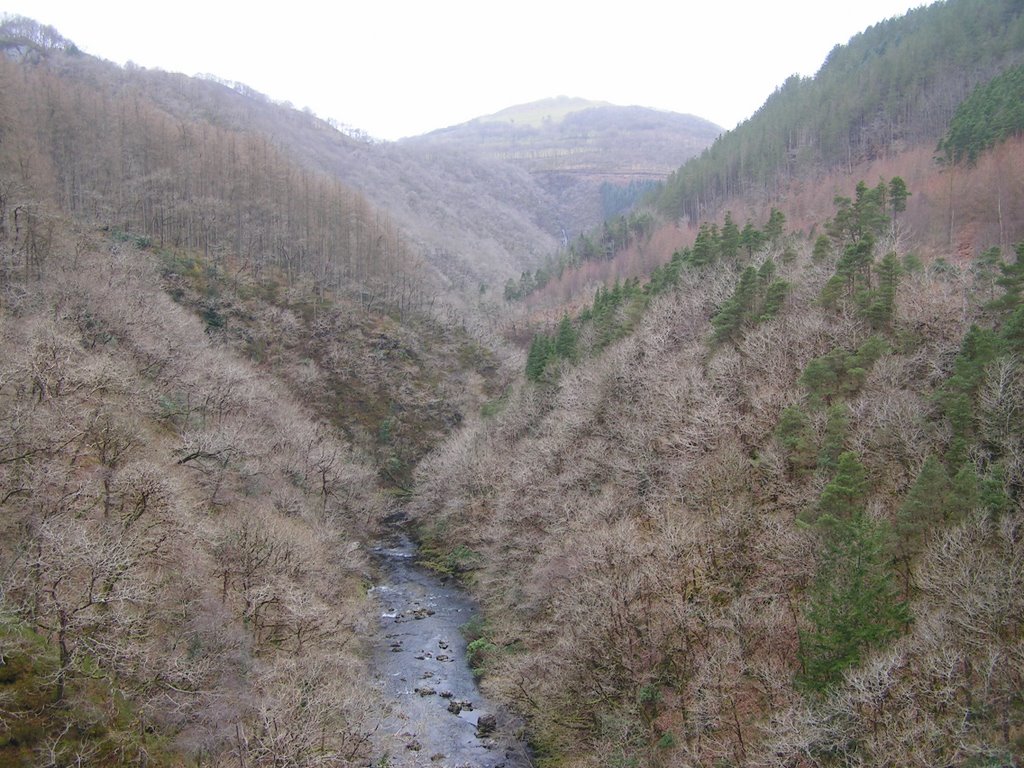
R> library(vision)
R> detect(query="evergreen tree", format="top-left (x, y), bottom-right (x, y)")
top-left (740, 222), bottom-right (764, 256)
top-left (828, 180), bottom-right (892, 245)
top-left (504, 278), bottom-right (519, 302)
top-left (949, 462), bottom-right (981, 517)
top-left (812, 234), bottom-right (832, 264)
top-left (799, 451), bottom-right (907, 692)
top-left (711, 266), bottom-right (758, 344)
top-left (895, 454), bottom-right (951, 577)
top-left (554, 313), bottom-right (577, 361)
top-left (759, 280), bottom-right (790, 322)
top-left (833, 236), bottom-right (876, 298)
top-left (798, 510), bottom-right (908, 693)
top-left (526, 333), bottom-right (553, 382)
top-left (865, 251), bottom-right (901, 330)
top-left (692, 222), bottom-right (719, 266)
top-left (981, 465), bottom-right (1011, 517)
top-left (818, 273), bottom-right (846, 310)
top-left (776, 405), bottom-right (817, 475)
top-left (765, 207), bottom-right (786, 243)
top-left (1003, 305), bottom-right (1024, 354)
top-left (518, 270), bottom-right (536, 297)
top-left (946, 325), bottom-right (1003, 397)
top-left (720, 211), bottom-right (741, 261)
top-left (800, 338), bottom-right (886, 406)
top-left (818, 404), bottom-right (849, 472)
top-left (888, 176), bottom-right (910, 221)
top-left (854, 181), bottom-right (890, 241)
top-left (814, 451), bottom-right (869, 527)
top-left (990, 241), bottom-right (1024, 312)
top-left (973, 246), bottom-right (1004, 302)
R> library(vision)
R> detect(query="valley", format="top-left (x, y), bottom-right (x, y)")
top-left (2, 3), bottom-right (1024, 767)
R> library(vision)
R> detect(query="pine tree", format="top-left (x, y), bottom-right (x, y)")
top-left (554, 313), bottom-right (577, 361)
top-left (896, 454), bottom-right (951, 574)
top-left (812, 234), bottom-right (832, 264)
top-left (865, 251), bottom-right (901, 330)
top-left (711, 266), bottom-right (758, 344)
top-left (798, 511), bottom-right (908, 693)
top-left (990, 241), bottom-right (1024, 312)
top-left (692, 222), bottom-right (719, 266)
top-left (814, 451), bottom-right (869, 527)
top-left (759, 279), bottom-right (790, 321)
top-left (526, 333), bottom-right (553, 382)
top-left (818, 404), bottom-right (849, 472)
top-left (765, 207), bottom-right (786, 243)
top-left (776, 406), bottom-right (816, 475)
top-left (720, 211), bottom-right (741, 261)
top-left (799, 451), bottom-right (907, 692)
top-left (888, 176), bottom-right (910, 222)
top-left (740, 222), bottom-right (763, 256)
top-left (948, 462), bottom-right (981, 517)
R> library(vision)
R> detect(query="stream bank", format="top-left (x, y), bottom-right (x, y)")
top-left (368, 534), bottom-right (532, 768)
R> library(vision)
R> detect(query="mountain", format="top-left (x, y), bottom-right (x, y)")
top-left (33, 58), bottom-right (562, 290)
top-left (408, 2), bottom-right (1024, 767)
top-left (0, 18), bottom-right (515, 764)
top-left (405, 96), bottom-right (722, 237)
top-left (3, 4), bottom-right (1024, 768)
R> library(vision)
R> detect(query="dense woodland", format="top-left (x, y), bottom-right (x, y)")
top-left (654, 0), bottom-right (1024, 223)
top-left (2, 2), bottom-right (1024, 767)
top-left (0, 17), bottom-right (507, 766)
top-left (414, 177), bottom-right (1024, 766)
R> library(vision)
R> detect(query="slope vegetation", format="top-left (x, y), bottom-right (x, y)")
top-left (656, 0), bottom-right (1024, 223)
top-left (412, 181), bottom-right (1024, 766)
top-left (0, 18), bottom-right (509, 765)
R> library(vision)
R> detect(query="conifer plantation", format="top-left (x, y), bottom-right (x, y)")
top-left (2, 3), bottom-right (1024, 767)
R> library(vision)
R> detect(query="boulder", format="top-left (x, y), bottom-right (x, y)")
top-left (476, 713), bottom-right (497, 738)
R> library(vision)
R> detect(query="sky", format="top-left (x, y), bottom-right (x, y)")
top-left (2, 1), bottom-right (926, 141)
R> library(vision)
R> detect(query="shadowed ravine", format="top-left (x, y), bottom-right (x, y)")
top-left (368, 535), bottom-right (532, 767)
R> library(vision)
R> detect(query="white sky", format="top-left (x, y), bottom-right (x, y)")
top-left (2, 1), bottom-right (925, 141)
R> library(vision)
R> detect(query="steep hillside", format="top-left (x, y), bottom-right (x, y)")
top-left (0, 21), bottom-right (514, 482)
top-left (412, 177), bottom-right (1024, 767)
top-left (0, 20), bottom-right (560, 291)
top-left (0, 19), bottom-right (514, 764)
top-left (406, 3), bottom-right (1024, 765)
top-left (125, 72), bottom-right (563, 288)
top-left (0, 228), bottom-right (386, 765)
top-left (512, 0), bottom-right (1024, 316)
top-left (655, 0), bottom-right (1024, 223)
top-left (406, 97), bottom-right (722, 237)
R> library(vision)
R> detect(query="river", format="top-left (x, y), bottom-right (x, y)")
top-left (368, 534), bottom-right (532, 768)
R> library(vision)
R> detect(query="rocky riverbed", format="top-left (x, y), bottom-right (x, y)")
top-left (368, 536), bottom-right (531, 768)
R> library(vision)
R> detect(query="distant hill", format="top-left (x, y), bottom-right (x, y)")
top-left (405, 97), bottom-right (722, 236)
top-left (95, 67), bottom-right (563, 288)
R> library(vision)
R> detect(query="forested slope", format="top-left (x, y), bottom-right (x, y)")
top-left (0, 226), bottom-right (388, 765)
top-left (413, 171), bottom-right (1024, 765)
top-left (0, 19), bottom-right (510, 765)
top-left (655, 0), bottom-right (1024, 223)
top-left (0, 16), bottom-right (560, 291)
top-left (410, 5), bottom-right (1024, 761)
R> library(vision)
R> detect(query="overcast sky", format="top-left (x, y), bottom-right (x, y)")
top-left (3, 0), bottom-right (925, 141)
